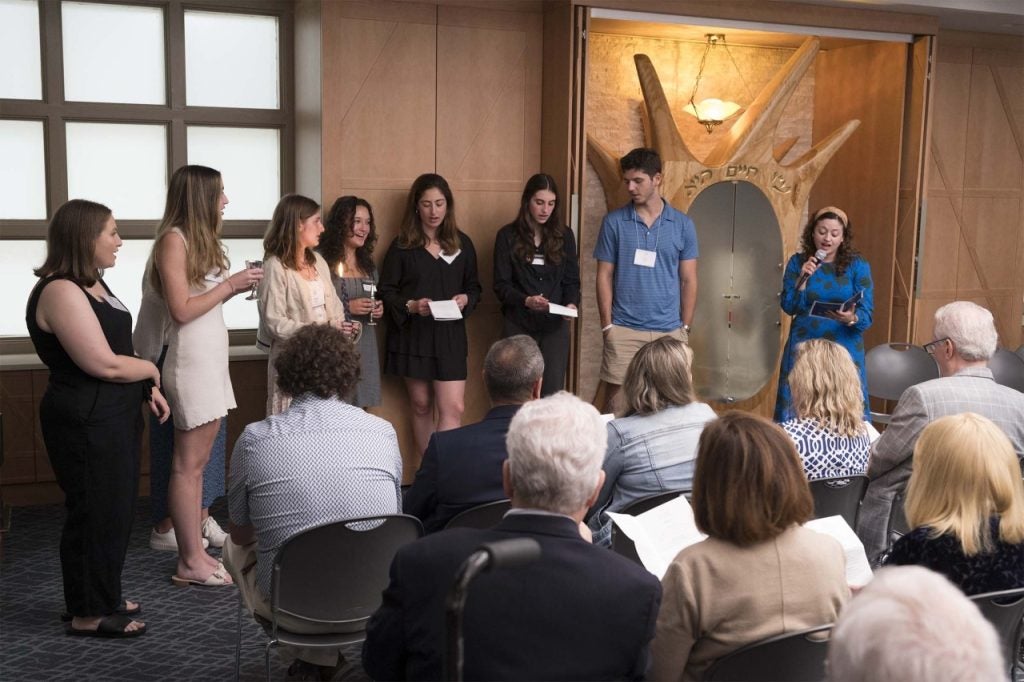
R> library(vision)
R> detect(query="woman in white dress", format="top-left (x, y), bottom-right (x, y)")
top-left (257, 194), bottom-right (353, 415)
top-left (147, 165), bottom-right (262, 586)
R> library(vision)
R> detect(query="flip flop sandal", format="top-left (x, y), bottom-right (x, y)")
top-left (170, 566), bottom-right (232, 587)
top-left (65, 614), bottom-right (146, 638)
top-left (61, 602), bottom-right (140, 623)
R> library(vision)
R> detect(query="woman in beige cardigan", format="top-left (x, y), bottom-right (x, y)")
top-left (650, 412), bottom-right (849, 681)
top-left (257, 194), bottom-right (356, 414)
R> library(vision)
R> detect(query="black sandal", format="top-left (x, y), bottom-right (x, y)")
top-left (60, 602), bottom-right (140, 623)
top-left (65, 613), bottom-right (147, 638)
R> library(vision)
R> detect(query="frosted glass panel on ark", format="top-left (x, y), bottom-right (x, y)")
top-left (184, 10), bottom-right (279, 109)
top-left (66, 122), bottom-right (168, 219)
top-left (0, 0), bottom-right (42, 100)
top-left (62, 2), bottom-right (165, 105)
top-left (0, 120), bottom-right (47, 219)
top-left (187, 126), bottom-right (279, 220)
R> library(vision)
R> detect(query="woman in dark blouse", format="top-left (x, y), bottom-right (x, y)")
top-left (886, 413), bottom-right (1024, 595)
top-left (378, 173), bottom-right (482, 456)
top-left (493, 173), bottom-right (580, 395)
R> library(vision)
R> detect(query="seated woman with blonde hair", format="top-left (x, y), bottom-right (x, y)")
top-left (780, 338), bottom-right (873, 480)
top-left (650, 412), bottom-right (849, 681)
top-left (586, 336), bottom-right (716, 546)
top-left (886, 412), bottom-right (1024, 595)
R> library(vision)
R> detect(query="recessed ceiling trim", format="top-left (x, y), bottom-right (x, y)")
top-left (590, 9), bottom-right (914, 43)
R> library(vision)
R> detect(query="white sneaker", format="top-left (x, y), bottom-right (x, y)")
top-left (202, 516), bottom-right (228, 548)
top-left (149, 527), bottom-right (209, 552)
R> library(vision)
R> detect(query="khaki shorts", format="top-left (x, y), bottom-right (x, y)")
top-left (600, 325), bottom-right (689, 385)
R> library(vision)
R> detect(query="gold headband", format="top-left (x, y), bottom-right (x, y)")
top-left (814, 206), bottom-right (848, 226)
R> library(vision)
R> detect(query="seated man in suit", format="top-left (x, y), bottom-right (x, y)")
top-left (404, 335), bottom-right (544, 532)
top-left (223, 325), bottom-right (403, 680)
top-left (363, 392), bottom-right (663, 681)
top-left (859, 301), bottom-right (1024, 562)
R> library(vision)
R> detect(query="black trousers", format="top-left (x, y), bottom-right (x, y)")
top-left (40, 378), bottom-right (143, 617)
top-left (501, 318), bottom-right (570, 396)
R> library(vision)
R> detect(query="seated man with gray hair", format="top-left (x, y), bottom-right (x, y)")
top-left (859, 301), bottom-right (1024, 562)
top-left (363, 392), bottom-right (663, 681)
top-left (404, 335), bottom-right (544, 533)
top-left (827, 566), bottom-right (1004, 681)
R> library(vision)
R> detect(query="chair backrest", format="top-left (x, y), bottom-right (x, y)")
top-left (989, 348), bottom-right (1024, 393)
top-left (271, 514), bottom-right (423, 627)
top-left (1016, 345), bottom-right (1024, 362)
top-left (445, 499), bottom-right (512, 530)
top-left (703, 625), bottom-right (833, 681)
top-left (865, 343), bottom-right (939, 401)
top-left (611, 489), bottom-right (690, 564)
top-left (969, 587), bottom-right (1024, 673)
top-left (809, 476), bottom-right (868, 529)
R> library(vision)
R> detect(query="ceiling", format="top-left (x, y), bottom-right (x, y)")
top-left (780, 0), bottom-right (1024, 36)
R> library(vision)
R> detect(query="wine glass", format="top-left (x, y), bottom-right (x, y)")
top-left (363, 280), bottom-right (378, 326)
top-left (245, 260), bottom-right (262, 300)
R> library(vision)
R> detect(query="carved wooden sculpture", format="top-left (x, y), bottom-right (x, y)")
top-left (587, 37), bottom-right (860, 414)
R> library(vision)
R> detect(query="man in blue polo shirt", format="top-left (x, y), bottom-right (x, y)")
top-left (593, 147), bottom-right (698, 412)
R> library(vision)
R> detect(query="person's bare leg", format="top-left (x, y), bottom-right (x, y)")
top-left (404, 378), bottom-right (435, 457)
top-left (169, 420), bottom-right (226, 581)
top-left (434, 380), bottom-right (466, 432)
top-left (593, 380), bottom-right (621, 415)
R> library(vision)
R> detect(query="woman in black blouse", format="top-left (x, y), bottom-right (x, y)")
top-left (379, 173), bottom-right (481, 456)
top-left (886, 412), bottom-right (1024, 595)
top-left (493, 174), bottom-right (580, 395)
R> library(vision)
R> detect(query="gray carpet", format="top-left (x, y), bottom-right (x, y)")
top-left (0, 499), bottom-right (369, 681)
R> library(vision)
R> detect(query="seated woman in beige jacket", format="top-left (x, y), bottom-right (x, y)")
top-left (257, 194), bottom-right (356, 415)
top-left (650, 412), bottom-right (849, 681)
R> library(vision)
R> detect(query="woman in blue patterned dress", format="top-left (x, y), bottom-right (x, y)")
top-left (885, 413), bottom-right (1024, 595)
top-left (775, 206), bottom-right (873, 422)
top-left (780, 339), bottom-right (872, 480)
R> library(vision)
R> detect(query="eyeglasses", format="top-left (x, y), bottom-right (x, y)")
top-left (923, 337), bottom-right (950, 355)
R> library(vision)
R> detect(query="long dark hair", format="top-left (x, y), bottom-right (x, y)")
top-left (34, 199), bottom-right (113, 286)
top-left (511, 173), bottom-right (564, 265)
top-left (799, 208), bottom-right (857, 277)
top-left (397, 173), bottom-right (460, 254)
top-left (319, 195), bottom-right (377, 277)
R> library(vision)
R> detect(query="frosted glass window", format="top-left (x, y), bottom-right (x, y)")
top-left (186, 126), bottom-right (280, 220)
top-left (185, 11), bottom-right (279, 109)
top-left (0, 240), bottom-right (46, 337)
top-left (62, 1), bottom-right (165, 105)
top-left (0, 120), bottom-right (47, 219)
top-left (221, 239), bottom-right (263, 329)
top-left (0, 0), bottom-right (42, 99)
top-left (66, 122), bottom-right (168, 219)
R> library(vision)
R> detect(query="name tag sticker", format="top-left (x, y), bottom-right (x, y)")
top-left (634, 249), bottom-right (657, 268)
top-left (531, 255), bottom-right (545, 266)
top-left (363, 282), bottom-right (377, 294)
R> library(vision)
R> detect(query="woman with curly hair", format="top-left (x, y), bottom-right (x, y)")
top-left (493, 174), bottom-right (580, 395)
top-left (780, 339), bottom-right (872, 480)
top-left (318, 196), bottom-right (384, 407)
top-left (775, 206), bottom-right (873, 422)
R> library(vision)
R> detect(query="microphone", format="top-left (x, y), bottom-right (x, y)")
top-left (795, 249), bottom-right (828, 289)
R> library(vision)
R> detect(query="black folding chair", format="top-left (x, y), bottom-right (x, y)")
top-left (444, 499), bottom-right (511, 530)
top-left (990, 348), bottom-right (1024, 393)
top-left (610, 489), bottom-right (690, 565)
top-left (809, 475), bottom-right (868, 528)
top-left (865, 343), bottom-right (939, 425)
top-left (969, 587), bottom-right (1024, 676)
top-left (703, 624), bottom-right (833, 681)
top-left (233, 514), bottom-right (423, 681)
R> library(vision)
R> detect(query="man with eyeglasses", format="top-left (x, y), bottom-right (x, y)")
top-left (858, 301), bottom-right (1024, 563)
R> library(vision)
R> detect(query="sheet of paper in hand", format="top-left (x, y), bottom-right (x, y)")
top-left (428, 300), bottom-right (463, 321)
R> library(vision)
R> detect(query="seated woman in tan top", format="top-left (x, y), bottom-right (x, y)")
top-left (650, 412), bottom-right (849, 681)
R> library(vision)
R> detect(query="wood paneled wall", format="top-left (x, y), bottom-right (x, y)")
top-left (914, 30), bottom-right (1024, 347)
top-left (320, 0), bottom-right (543, 481)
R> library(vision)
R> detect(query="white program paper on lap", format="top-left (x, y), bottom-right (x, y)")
top-left (428, 300), bottom-right (463, 321)
top-left (607, 495), bottom-right (706, 579)
top-left (547, 303), bottom-right (578, 318)
top-left (805, 515), bottom-right (874, 587)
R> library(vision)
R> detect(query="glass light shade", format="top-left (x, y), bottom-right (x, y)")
top-left (685, 98), bottom-right (742, 123)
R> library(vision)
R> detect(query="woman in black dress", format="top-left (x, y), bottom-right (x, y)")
top-left (27, 200), bottom-right (170, 637)
top-left (379, 174), bottom-right (481, 456)
top-left (493, 173), bottom-right (580, 395)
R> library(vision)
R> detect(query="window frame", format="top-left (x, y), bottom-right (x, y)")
top-left (0, 0), bottom-right (295, 240)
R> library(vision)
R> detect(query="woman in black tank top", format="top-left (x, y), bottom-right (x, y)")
top-left (27, 200), bottom-right (169, 638)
